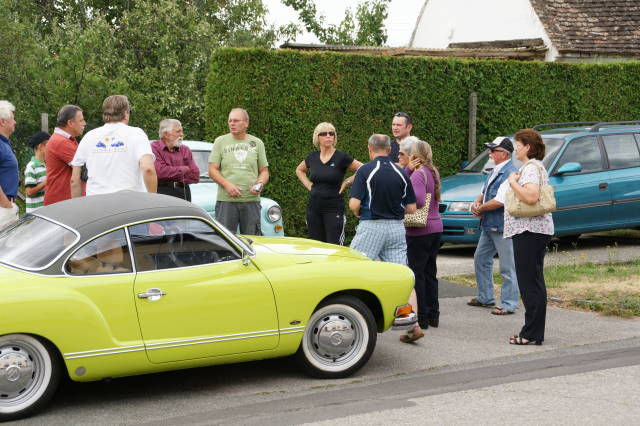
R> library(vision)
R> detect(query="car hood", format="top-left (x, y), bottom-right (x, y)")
top-left (441, 173), bottom-right (486, 201)
top-left (249, 236), bottom-right (368, 260)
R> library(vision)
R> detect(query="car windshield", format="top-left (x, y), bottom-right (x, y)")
top-left (0, 215), bottom-right (77, 270)
top-left (462, 138), bottom-right (564, 173)
top-left (192, 150), bottom-right (211, 179)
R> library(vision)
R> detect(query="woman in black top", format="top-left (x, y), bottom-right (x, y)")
top-left (296, 122), bottom-right (362, 244)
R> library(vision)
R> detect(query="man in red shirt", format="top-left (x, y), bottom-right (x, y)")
top-left (152, 119), bottom-right (199, 201)
top-left (44, 105), bottom-right (87, 205)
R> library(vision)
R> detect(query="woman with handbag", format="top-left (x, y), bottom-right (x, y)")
top-left (502, 129), bottom-right (555, 345)
top-left (398, 139), bottom-right (443, 343)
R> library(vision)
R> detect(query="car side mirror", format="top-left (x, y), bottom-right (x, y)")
top-left (556, 162), bottom-right (582, 175)
top-left (242, 250), bottom-right (251, 266)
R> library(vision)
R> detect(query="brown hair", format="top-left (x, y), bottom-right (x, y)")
top-left (102, 95), bottom-right (130, 123)
top-left (412, 140), bottom-right (441, 202)
top-left (514, 128), bottom-right (545, 160)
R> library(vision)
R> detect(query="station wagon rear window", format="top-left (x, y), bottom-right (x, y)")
top-left (0, 216), bottom-right (77, 270)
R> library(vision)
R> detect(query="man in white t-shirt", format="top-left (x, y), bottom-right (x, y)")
top-left (70, 95), bottom-right (157, 197)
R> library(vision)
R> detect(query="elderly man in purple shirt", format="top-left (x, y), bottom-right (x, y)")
top-left (151, 119), bottom-right (199, 201)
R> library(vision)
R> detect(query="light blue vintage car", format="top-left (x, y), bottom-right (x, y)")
top-left (439, 121), bottom-right (640, 244)
top-left (184, 141), bottom-right (284, 237)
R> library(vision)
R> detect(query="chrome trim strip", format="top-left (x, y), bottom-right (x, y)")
top-left (555, 201), bottom-right (612, 212)
top-left (124, 226), bottom-right (137, 273)
top-left (279, 326), bottom-right (305, 332)
top-left (611, 197), bottom-right (640, 205)
top-left (280, 330), bottom-right (305, 335)
top-left (65, 348), bottom-right (145, 360)
top-left (64, 344), bottom-right (145, 356)
top-left (146, 332), bottom-right (280, 350)
top-left (144, 329), bottom-right (279, 347)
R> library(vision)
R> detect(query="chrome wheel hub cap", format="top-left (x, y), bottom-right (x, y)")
top-left (0, 349), bottom-right (35, 398)
top-left (312, 315), bottom-right (356, 359)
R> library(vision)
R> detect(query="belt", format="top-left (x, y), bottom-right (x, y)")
top-left (159, 182), bottom-right (186, 189)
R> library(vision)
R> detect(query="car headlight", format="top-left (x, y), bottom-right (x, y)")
top-left (267, 205), bottom-right (282, 222)
top-left (448, 202), bottom-right (472, 212)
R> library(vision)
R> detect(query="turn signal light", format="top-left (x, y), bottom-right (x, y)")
top-left (394, 304), bottom-right (413, 317)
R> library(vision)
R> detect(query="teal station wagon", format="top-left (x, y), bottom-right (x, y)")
top-left (439, 121), bottom-right (640, 244)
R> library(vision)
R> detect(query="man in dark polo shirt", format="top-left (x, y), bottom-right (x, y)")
top-left (151, 119), bottom-right (199, 201)
top-left (0, 100), bottom-right (19, 228)
top-left (348, 134), bottom-right (417, 264)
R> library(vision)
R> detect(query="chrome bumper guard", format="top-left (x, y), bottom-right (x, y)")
top-left (392, 311), bottom-right (418, 330)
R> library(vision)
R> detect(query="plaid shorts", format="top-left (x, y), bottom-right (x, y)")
top-left (350, 219), bottom-right (407, 265)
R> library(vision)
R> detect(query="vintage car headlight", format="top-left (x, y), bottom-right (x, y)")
top-left (448, 202), bottom-right (472, 212)
top-left (267, 205), bottom-right (282, 222)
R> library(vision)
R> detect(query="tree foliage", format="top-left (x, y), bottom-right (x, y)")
top-left (282, 0), bottom-right (389, 45)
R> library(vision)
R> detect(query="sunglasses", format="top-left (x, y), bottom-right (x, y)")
top-left (490, 148), bottom-right (508, 153)
top-left (318, 132), bottom-right (335, 137)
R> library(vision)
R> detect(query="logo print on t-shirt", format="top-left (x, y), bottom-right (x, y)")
top-left (234, 149), bottom-right (248, 163)
top-left (330, 163), bottom-right (335, 167)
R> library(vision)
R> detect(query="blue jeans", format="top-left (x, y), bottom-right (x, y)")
top-left (473, 229), bottom-right (519, 312)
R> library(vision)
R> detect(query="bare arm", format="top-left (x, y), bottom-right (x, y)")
top-left (139, 154), bottom-right (157, 193)
top-left (339, 159), bottom-right (363, 194)
top-left (404, 203), bottom-right (417, 214)
top-left (349, 197), bottom-right (361, 218)
top-left (508, 172), bottom-right (540, 205)
top-left (208, 162), bottom-right (241, 197)
top-left (295, 160), bottom-right (313, 191)
top-left (250, 167), bottom-right (270, 195)
top-left (470, 193), bottom-right (485, 216)
top-left (25, 179), bottom-right (47, 197)
top-left (70, 166), bottom-right (83, 198)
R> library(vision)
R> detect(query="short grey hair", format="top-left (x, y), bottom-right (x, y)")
top-left (368, 134), bottom-right (391, 151)
top-left (230, 108), bottom-right (249, 122)
top-left (159, 119), bottom-right (182, 138)
top-left (56, 105), bottom-right (83, 127)
top-left (399, 136), bottom-right (419, 156)
top-left (0, 100), bottom-right (16, 120)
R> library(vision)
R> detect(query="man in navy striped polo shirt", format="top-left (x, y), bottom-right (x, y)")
top-left (348, 134), bottom-right (417, 264)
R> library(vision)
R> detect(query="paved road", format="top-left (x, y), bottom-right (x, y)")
top-left (12, 294), bottom-right (640, 425)
top-left (438, 233), bottom-right (640, 277)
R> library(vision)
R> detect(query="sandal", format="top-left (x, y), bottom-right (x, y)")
top-left (491, 307), bottom-right (514, 315)
top-left (400, 327), bottom-right (425, 343)
top-left (467, 298), bottom-right (495, 308)
top-left (509, 335), bottom-right (542, 346)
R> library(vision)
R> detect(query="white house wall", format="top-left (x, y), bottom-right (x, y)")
top-left (410, 0), bottom-right (556, 60)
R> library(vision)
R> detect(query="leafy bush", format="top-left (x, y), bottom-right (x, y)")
top-left (206, 48), bottom-right (640, 237)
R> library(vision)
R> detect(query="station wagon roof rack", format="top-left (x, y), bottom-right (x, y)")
top-left (532, 122), bottom-right (599, 131)
top-left (589, 121), bottom-right (640, 132)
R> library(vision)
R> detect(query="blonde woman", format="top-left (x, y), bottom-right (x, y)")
top-left (296, 123), bottom-right (362, 244)
top-left (398, 139), bottom-right (443, 343)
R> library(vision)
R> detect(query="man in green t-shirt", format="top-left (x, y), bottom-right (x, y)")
top-left (208, 108), bottom-right (269, 235)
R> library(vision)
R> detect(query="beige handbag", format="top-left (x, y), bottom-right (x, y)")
top-left (403, 169), bottom-right (432, 227)
top-left (506, 161), bottom-right (556, 218)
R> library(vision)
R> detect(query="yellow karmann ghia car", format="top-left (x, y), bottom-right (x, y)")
top-left (0, 191), bottom-right (416, 420)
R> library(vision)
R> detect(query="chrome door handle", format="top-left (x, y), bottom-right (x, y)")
top-left (137, 288), bottom-right (167, 301)
top-left (598, 183), bottom-right (608, 190)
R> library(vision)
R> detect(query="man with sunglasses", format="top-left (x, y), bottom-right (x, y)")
top-left (390, 112), bottom-right (414, 163)
top-left (468, 137), bottom-right (519, 315)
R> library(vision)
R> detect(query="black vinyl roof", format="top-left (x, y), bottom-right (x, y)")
top-left (34, 191), bottom-right (209, 236)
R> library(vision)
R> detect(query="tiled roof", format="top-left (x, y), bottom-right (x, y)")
top-left (530, 0), bottom-right (640, 56)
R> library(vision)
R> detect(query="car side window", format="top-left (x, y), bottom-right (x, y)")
top-left (603, 134), bottom-right (640, 170)
top-left (555, 136), bottom-right (602, 173)
top-left (128, 218), bottom-right (241, 272)
top-left (66, 229), bottom-right (132, 275)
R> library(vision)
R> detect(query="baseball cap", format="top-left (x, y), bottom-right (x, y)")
top-left (484, 137), bottom-right (513, 153)
top-left (29, 131), bottom-right (51, 148)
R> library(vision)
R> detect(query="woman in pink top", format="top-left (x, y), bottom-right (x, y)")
top-left (398, 139), bottom-right (443, 343)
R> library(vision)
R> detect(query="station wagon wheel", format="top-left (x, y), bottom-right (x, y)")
top-left (0, 334), bottom-right (61, 421)
top-left (296, 296), bottom-right (377, 379)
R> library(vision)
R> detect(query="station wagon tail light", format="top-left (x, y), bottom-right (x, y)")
top-left (394, 304), bottom-right (413, 317)
top-left (274, 225), bottom-right (283, 232)
top-left (448, 202), bottom-right (472, 212)
top-left (267, 205), bottom-right (282, 222)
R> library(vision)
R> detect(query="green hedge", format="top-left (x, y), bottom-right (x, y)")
top-left (206, 48), bottom-right (640, 238)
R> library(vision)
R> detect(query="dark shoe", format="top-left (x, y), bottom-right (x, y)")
top-left (428, 318), bottom-right (439, 328)
top-left (418, 321), bottom-right (429, 330)
top-left (467, 298), bottom-right (495, 308)
top-left (491, 307), bottom-right (515, 315)
top-left (509, 335), bottom-right (542, 346)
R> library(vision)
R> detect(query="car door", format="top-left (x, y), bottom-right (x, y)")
top-left (601, 133), bottom-right (640, 226)
top-left (129, 218), bottom-right (278, 364)
top-left (550, 135), bottom-right (612, 233)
